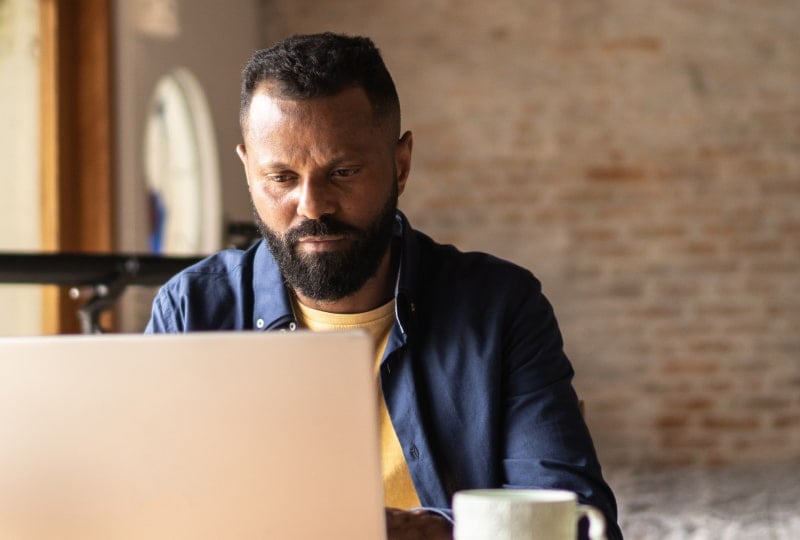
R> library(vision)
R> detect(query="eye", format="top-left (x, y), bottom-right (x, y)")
top-left (331, 168), bottom-right (360, 179)
top-left (266, 173), bottom-right (296, 183)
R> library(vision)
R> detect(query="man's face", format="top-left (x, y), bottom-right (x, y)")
top-left (237, 85), bottom-right (411, 302)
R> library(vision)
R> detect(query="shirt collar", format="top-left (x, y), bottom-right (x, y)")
top-left (252, 240), bottom-right (295, 330)
top-left (393, 211), bottom-right (419, 337)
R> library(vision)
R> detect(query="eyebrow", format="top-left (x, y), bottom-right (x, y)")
top-left (256, 161), bottom-right (293, 171)
top-left (256, 155), bottom-right (366, 171)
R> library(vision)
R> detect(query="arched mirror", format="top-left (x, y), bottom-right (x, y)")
top-left (143, 67), bottom-right (221, 255)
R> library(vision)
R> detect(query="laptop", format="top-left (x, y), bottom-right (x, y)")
top-left (0, 330), bottom-right (385, 539)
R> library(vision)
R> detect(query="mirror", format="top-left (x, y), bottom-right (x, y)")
top-left (143, 67), bottom-right (221, 255)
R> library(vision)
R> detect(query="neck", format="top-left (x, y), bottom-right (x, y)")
top-left (293, 243), bottom-right (399, 314)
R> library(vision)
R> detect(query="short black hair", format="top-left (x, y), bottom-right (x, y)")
top-left (240, 32), bottom-right (400, 135)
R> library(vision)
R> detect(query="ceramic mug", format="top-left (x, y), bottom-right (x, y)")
top-left (452, 489), bottom-right (606, 540)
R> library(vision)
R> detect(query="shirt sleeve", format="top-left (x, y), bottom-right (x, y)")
top-left (144, 286), bottom-right (181, 334)
top-left (500, 276), bottom-right (623, 540)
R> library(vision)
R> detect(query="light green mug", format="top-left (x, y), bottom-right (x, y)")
top-left (453, 489), bottom-right (606, 540)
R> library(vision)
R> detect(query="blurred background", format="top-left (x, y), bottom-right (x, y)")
top-left (1, 0), bottom-right (798, 486)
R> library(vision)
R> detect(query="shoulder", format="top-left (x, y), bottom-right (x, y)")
top-left (147, 242), bottom-right (268, 333)
top-left (148, 241), bottom-right (286, 332)
top-left (160, 241), bottom-right (261, 292)
top-left (412, 229), bottom-right (541, 296)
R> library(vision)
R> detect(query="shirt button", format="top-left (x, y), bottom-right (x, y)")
top-left (288, 321), bottom-right (297, 331)
top-left (410, 445), bottom-right (420, 459)
top-left (256, 318), bottom-right (265, 329)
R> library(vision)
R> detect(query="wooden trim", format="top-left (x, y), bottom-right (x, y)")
top-left (40, 0), bottom-right (58, 254)
top-left (40, 0), bottom-right (114, 334)
top-left (40, 0), bottom-right (59, 333)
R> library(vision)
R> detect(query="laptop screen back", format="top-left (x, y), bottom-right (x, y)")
top-left (0, 331), bottom-right (384, 540)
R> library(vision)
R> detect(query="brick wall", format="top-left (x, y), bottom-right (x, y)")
top-left (257, 0), bottom-right (800, 468)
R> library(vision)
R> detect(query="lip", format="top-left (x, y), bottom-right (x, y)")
top-left (296, 235), bottom-right (348, 252)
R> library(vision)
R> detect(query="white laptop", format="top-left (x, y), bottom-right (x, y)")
top-left (0, 330), bottom-right (385, 540)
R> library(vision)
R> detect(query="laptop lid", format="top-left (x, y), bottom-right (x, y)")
top-left (0, 330), bottom-right (385, 540)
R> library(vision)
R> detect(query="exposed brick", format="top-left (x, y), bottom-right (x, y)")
top-left (773, 415), bottom-right (800, 428)
top-left (703, 379), bottom-right (735, 393)
top-left (752, 260), bottom-right (798, 273)
top-left (673, 259), bottom-right (741, 273)
top-left (586, 243), bottom-right (640, 258)
top-left (263, 0), bottom-right (800, 469)
top-left (677, 241), bottom-right (721, 255)
top-left (703, 454), bottom-right (731, 467)
top-left (593, 205), bottom-right (655, 221)
top-left (688, 340), bottom-right (735, 354)
top-left (702, 415), bottom-right (760, 431)
top-left (532, 207), bottom-right (586, 224)
top-left (761, 180), bottom-right (800, 196)
top-left (632, 224), bottom-right (688, 240)
top-left (732, 437), bottom-right (791, 452)
top-left (666, 397), bottom-right (714, 411)
top-left (655, 415), bottom-right (690, 429)
top-left (605, 281), bottom-right (644, 298)
top-left (652, 280), bottom-right (703, 297)
top-left (662, 358), bottom-right (720, 374)
top-left (642, 379), bottom-right (696, 394)
top-left (703, 219), bottom-right (767, 236)
top-left (571, 227), bottom-right (619, 242)
top-left (779, 219), bottom-right (800, 234)
top-left (660, 433), bottom-right (719, 450)
top-left (652, 321), bottom-right (717, 338)
top-left (723, 321), bottom-right (771, 334)
top-left (695, 302), bottom-right (752, 318)
top-left (585, 165), bottom-right (650, 182)
top-left (729, 238), bottom-right (784, 255)
top-left (738, 396), bottom-right (792, 410)
top-left (601, 36), bottom-right (663, 52)
top-left (557, 188), bottom-right (617, 205)
top-left (649, 454), bottom-right (697, 468)
top-left (631, 305), bottom-right (684, 319)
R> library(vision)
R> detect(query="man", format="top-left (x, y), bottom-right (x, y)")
top-left (147, 32), bottom-right (622, 540)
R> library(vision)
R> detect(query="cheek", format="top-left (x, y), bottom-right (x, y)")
top-left (249, 183), bottom-right (296, 229)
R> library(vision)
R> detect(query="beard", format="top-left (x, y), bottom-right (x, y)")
top-left (254, 184), bottom-right (398, 302)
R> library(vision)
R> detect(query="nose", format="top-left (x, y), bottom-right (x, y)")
top-left (296, 176), bottom-right (336, 221)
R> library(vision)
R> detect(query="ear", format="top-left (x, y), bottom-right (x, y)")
top-left (394, 131), bottom-right (413, 196)
top-left (236, 143), bottom-right (251, 186)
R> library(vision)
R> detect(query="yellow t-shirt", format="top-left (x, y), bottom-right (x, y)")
top-left (291, 296), bottom-right (421, 510)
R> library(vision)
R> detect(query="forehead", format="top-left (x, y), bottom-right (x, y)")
top-left (243, 85), bottom-right (384, 150)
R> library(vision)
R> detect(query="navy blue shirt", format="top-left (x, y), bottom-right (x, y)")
top-left (146, 212), bottom-right (622, 539)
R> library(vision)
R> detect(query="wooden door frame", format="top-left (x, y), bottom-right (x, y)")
top-left (40, 0), bottom-right (114, 333)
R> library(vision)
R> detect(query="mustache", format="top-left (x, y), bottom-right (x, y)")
top-left (284, 216), bottom-right (361, 245)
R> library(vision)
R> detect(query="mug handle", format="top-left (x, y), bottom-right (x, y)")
top-left (576, 504), bottom-right (607, 540)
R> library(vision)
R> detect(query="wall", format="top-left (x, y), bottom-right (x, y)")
top-left (0, 0), bottom-right (41, 335)
top-left (256, 0), bottom-right (800, 468)
top-left (114, 0), bottom-right (259, 328)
